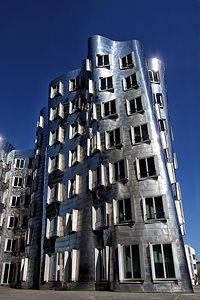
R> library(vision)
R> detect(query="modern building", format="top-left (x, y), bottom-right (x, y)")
top-left (0, 36), bottom-right (193, 293)
top-left (185, 245), bottom-right (198, 285)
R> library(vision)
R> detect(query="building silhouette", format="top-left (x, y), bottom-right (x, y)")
top-left (0, 36), bottom-right (192, 293)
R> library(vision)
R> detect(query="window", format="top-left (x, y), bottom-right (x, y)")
top-left (10, 196), bottom-right (20, 207)
top-left (50, 102), bottom-right (64, 121)
top-left (48, 153), bottom-right (64, 173)
top-left (13, 176), bottom-right (23, 187)
top-left (69, 96), bottom-right (82, 114)
top-left (23, 195), bottom-right (30, 207)
top-left (88, 79), bottom-right (94, 95)
top-left (142, 195), bottom-right (169, 222)
top-left (87, 132), bottom-right (101, 156)
top-left (63, 249), bottom-right (80, 282)
top-left (26, 175), bottom-right (32, 187)
top-left (99, 76), bottom-right (114, 92)
top-left (175, 200), bottom-right (185, 228)
top-left (105, 127), bottom-right (123, 149)
top-left (19, 238), bottom-right (25, 251)
top-left (92, 203), bottom-right (109, 230)
top-left (35, 134), bottom-right (42, 150)
top-left (69, 145), bottom-right (80, 167)
top-left (119, 51), bottom-right (136, 69)
top-left (25, 228), bottom-right (33, 246)
top-left (69, 120), bottom-right (81, 139)
top-left (21, 215), bottom-right (28, 228)
top-left (28, 201), bottom-right (36, 219)
top-left (66, 209), bottom-right (79, 234)
top-left (149, 243), bottom-right (180, 280)
top-left (47, 183), bottom-right (64, 204)
top-left (68, 175), bottom-right (79, 198)
top-left (49, 126), bottom-right (65, 146)
top-left (118, 244), bottom-right (144, 281)
top-left (0, 212), bottom-right (4, 226)
top-left (46, 216), bottom-right (63, 238)
top-left (193, 254), bottom-right (196, 260)
top-left (131, 124), bottom-right (151, 144)
top-left (28, 157), bottom-right (34, 168)
top-left (153, 93), bottom-right (164, 107)
top-left (164, 148), bottom-right (171, 163)
top-left (96, 54), bottom-right (111, 67)
top-left (136, 156), bottom-right (159, 180)
top-left (1, 263), bottom-right (15, 284)
top-left (36, 115), bottom-right (44, 131)
top-left (149, 70), bottom-right (160, 83)
top-left (126, 96), bottom-right (144, 115)
top-left (50, 81), bottom-right (63, 99)
top-left (69, 76), bottom-right (81, 92)
top-left (4, 239), bottom-right (16, 252)
top-left (8, 216), bottom-right (19, 229)
top-left (44, 253), bottom-right (59, 282)
top-left (15, 158), bottom-right (25, 169)
top-left (167, 162), bottom-right (176, 184)
top-left (89, 165), bottom-right (105, 191)
top-left (86, 103), bottom-right (97, 126)
top-left (101, 99), bottom-right (119, 119)
top-left (159, 119), bottom-right (168, 133)
top-left (95, 246), bottom-right (109, 281)
top-left (109, 158), bottom-right (128, 184)
top-left (123, 72), bottom-right (140, 90)
top-left (113, 198), bottom-right (135, 224)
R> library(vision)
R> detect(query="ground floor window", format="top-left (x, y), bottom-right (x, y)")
top-left (1, 263), bottom-right (15, 284)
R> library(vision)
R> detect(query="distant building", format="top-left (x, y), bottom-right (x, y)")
top-left (0, 36), bottom-right (192, 293)
top-left (185, 245), bottom-right (198, 285)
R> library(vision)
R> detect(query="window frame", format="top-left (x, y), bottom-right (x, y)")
top-left (44, 253), bottom-right (59, 282)
top-left (109, 158), bottom-right (129, 184)
top-left (96, 54), bottom-right (112, 68)
top-left (48, 153), bottom-right (64, 173)
top-left (69, 95), bottom-right (82, 114)
top-left (119, 51), bottom-right (136, 69)
top-left (69, 75), bottom-right (81, 92)
top-left (50, 102), bottom-right (64, 121)
top-left (149, 242), bottom-right (181, 281)
top-left (66, 209), bottom-right (78, 234)
top-left (89, 165), bottom-right (105, 191)
top-left (131, 123), bottom-right (151, 145)
top-left (63, 249), bottom-right (80, 282)
top-left (95, 246), bottom-right (109, 282)
top-left (7, 216), bottom-right (19, 229)
top-left (4, 238), bottom-right (16, 252)
top-left (46, 216), bottom-right (62, 239)
top-left (148, 70), bottom-right (160, 84)
top-left (68, 175), bottom-right (79, 198)
top-left (123, 72), bottom-right (140, 91)
top-left (86, 103), bottom-right (97, 126)
top-left (69, 145), bottom-right (80, 167)
top-left (153, 93), bottom-right (164, 108)
top-left (99, 76), bottom-right (115, 92)
top-left (87, 132), bottom-right (101, 156)
top-left (113, 197), bottom-right (135, 225)
top-left (1, 263), bottom-right (15, 284)
top-left (50, 81), bottom-right (63, 99)
top-left (92, 203), bottom-right (109, 230)
top-left (15, 158), bottom-right (25, 169)
top-left (101, 98), bottom-right (119, 119)
top-left (10, 195), bottom-right (21, 207)
top-left (69, 120), bottom-right (81, 139)
top-left (47, 183), bottom-right (63, 204)
top-left (126, 95), bottom-right (145, 115)
top-left (136, 156), bottom-right (159, 180)
top-left (49, 126), bottom-right (65, 146)
top-left (142, 195), bottom-right (169, 222)
top-left (105, 127), bottom-right (123, 150)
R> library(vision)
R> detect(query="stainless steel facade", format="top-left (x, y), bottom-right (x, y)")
top-left (0, 36), bottom-right (192, 293)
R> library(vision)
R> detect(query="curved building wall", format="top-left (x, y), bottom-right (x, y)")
top-left (0, 138), bottom-right (15, 154)
top-left (40, 36), bottom-right (192, 293)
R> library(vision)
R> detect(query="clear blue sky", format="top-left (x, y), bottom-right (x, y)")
top-left (0, 0), bottom-right (200, 257)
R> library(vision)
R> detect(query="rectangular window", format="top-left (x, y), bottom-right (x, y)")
top-left (68, 175), bottom-right (79, 198)
top-left (69, 76), bottom-right (81, 92)
top-left (19, 238), bottom-right (25, 251)
top-left (69, 96), bottom-right (82, 114)
top-left (36, 115), bottom-right (44, 131)
top-left (50, 102), bottom-right (64, 121)
top-left (4, 239), bottom-right (16, 252)
top-left (21, 215), bottom-right (28, 228)
top-left (50, 81), bottom-right (63, 99)
top-left (63, 249), bottom-right (80, 282)
top-left (92, 203), bottom-right (108, 230)
top-left (119, 52), bottom-right (136, 69)
top-left (87, 132), bottom-right (101, 156)
top-left (99, 76), bottom-right (114, 92)
top-left (118, 244), bottom-right (144, 281)
top-left (44, 253), bottom-right (59, 282)
top-left (69, 145), bottom-right (80, 167)
top-left (26, 175), bottom-right (32, 187)
top-left (28, 157), bottom-right (34, 168)
top-left (153, 93), bottom-right (164, 107)
top-left (8, 216), bottom-right (19, 229)
top-left (95, 246), bottom-right (109, 281)
top-left (109, 158), bottom-right (128, 184)
top-left (123, 72), bottom-right (139, 91)
top-left (69, 120), bottom-right (81, 139)
top-left (113, 198), bottom-right (135, 224)
top-left (105, 127), bottom-right (123, 149)
top-left (49, 126), bottom-right (65, 146)
top-left (15, 158), bottom-right (25, 169)
top-left (47, 183), bottom-right (64, 204)
top-left (150, 244), bottom-right (176, 279)
top-left (66, 209), bottom-right (79, 234)
top-left (25, 228), bottom-right (32, 246)
top-left (142, 195), bottom-right (169, 222)
top-left (86, 103), bottom-right (97, 126)
top-left (101, 99), bottom-right (118, 118)
top-left (46, 217), bottom-right (63, 238)
top-left (10, 196), bottom-right (20, 207)
top-left (149, 70), bottom-right (160, 83)
top-left (48, 153), bottom-right (64, 173)
top-left (89, 165), bottom-right (105, 191)
top-left (159, 119), bottom-right (168, 132)
top-left (96, 54), bottom-right (111, 67)
top-left (131, 124), bottom-right (151, 144)
top-left (1, 263), bottom-right (15, 284)
top-left (136, 156), bottom-right (159, 180)
top-left (126, 96), bottom-right (144, 115)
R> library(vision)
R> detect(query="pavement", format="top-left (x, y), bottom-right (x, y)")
top-left (0, 285), bottom-right (200, 300)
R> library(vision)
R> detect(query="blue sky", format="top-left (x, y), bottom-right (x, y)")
top-left (0, 0), bottom-right (200, 257)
